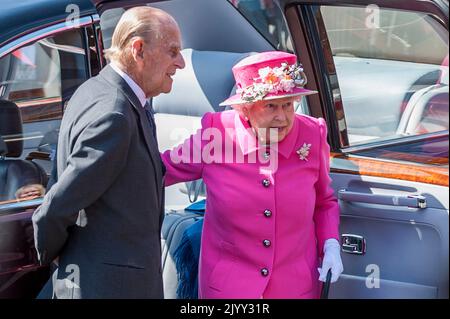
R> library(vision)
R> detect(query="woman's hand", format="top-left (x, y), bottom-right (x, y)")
top-left (318, 238), bottom-right (344, 283)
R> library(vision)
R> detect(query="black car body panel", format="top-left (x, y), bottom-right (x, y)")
top-left (0, 0), bottom-right (96, 47)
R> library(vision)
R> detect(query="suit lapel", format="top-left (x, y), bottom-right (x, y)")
top-left (99, 65), bottom-right (163, 201)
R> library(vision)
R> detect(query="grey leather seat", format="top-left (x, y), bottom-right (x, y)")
top-left (396, 84), bottom-right (449, 135)
top-left (153, 48), bottom-right (250, 116)
top-left (0, 100), bottom-right (47, 201)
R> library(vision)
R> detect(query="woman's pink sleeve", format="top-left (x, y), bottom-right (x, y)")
top-left (161, 112), bottom-right (213, 186)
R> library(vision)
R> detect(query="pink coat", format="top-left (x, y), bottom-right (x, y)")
top-left (161, 110), bottom-right (340, 298)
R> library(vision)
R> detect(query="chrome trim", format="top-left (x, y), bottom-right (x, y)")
top-left (39, 38), bottom-right (86, 55)
top-left (0, 16), bottom-right (93, 59)
top-left (0, 198), bottom-right (43, 215)
top-left (92, 14), bottom-right (100, 23)
top-left (416, 195), bottom-right (428, 209)
top-left (341, 234), bottom-right (366, 255)
top-left (338, 189), bottom-right (428, 209)
top-left (341, 131), bottom-right (449, 154)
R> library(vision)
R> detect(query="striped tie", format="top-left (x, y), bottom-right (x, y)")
top-left (144, 100), bottom-right (165, 175)
top-left (144, 100), bottom-right (157, 142)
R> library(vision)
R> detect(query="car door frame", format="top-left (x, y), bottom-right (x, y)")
top-left (0, 14), bottom-right (101, 298)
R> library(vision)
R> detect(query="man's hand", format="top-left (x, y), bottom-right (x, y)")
top-left (15, 184), bottom-right (45, 199)
top-left (318, 238), bottom-right (344, 283)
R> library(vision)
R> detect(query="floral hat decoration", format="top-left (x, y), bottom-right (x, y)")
top-left (219, 51), bottom-right (317, 106)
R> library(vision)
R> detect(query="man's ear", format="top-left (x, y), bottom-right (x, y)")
top-left (130, 38), bottom-right (145, 61)
top-left (138, 44), bottom-right (144, 58)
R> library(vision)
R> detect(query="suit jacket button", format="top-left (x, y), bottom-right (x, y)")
top-left (261, 268), bottom-right (269, 276)
top-left (263, 239), bottom-right (271, 247)
top-left (262, 179), bottom-right (270, 187)
top-left (264, 209), bottom-right (272, 217)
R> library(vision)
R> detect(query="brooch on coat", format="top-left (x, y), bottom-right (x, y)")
top-left (296, 143), bottom-right (311, 161)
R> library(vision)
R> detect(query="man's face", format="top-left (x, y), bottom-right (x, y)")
top-left (243, 96), bottom-right (298, 144)
top-left (141, 22), bottom-right (185, 97)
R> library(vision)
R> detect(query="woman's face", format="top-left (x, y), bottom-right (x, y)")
top-left (242, 96), bottom-right (299, 144)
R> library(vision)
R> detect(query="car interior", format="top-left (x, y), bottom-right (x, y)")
top-left (0, 99), bottom-right (48, 202)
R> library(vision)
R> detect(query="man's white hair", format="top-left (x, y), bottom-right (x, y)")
top-left (104, 6), bottom-right (176, 67)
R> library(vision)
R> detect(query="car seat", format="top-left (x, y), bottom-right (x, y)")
top-left (0, 100), bottom-right (48, 201)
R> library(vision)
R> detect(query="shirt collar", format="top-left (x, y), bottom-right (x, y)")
top-left (110, 62), bottom-right (147, 108)
top-left (234, 111), bottom-right (299, 159)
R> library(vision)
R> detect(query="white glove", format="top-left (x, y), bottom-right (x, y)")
top-left (318, 238), bottom-right (344, 283)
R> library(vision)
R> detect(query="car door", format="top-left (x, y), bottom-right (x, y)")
top-left (281, 0), bottom-right (448, 298)
top-left (0, 15), bottom-right (101, 298)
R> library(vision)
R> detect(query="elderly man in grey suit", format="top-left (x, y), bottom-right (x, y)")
top-left (32, 6), bottom-right (185, 298)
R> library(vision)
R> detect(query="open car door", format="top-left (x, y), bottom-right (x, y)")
top-left (281, 0), bottom-right (448, 298)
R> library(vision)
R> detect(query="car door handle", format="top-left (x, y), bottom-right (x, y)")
top-left (341, 234), bottom-right (366, 255)
top-left (338, 189), bottom-right (427, 209)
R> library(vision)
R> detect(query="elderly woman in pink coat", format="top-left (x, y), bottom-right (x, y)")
top-left (161, 51), bottom-right (343, 299)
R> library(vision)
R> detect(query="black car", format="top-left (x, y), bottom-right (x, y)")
top-left (0, 0), bottom-right (448, 298)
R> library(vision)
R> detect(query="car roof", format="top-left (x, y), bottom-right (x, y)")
top-left (2, 0), bottom-right (446, 50)
top-left (0, 0), bottom-right (96, 47)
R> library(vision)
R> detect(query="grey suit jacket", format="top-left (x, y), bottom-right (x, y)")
top-left (32, 65), bottom-right (165, 299)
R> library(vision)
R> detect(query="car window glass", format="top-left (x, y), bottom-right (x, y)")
top-left (0, 29), bottom-right (88, 123)
top-left (319, 5), bottom-right (448, 147)
top-left (0, 28), bottom-right (88, 204)
top-left (228, 0), bottom-right (294, 53)
top-left (228, 1), bottom-right (312, 115)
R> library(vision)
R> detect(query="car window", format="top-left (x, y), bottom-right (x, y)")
top-left (227, 0), bottom-right (293, 53)
top-left (0, 28), bottom-right (89, 203)
top-left (318, 5), bottom-right (449, 147)
top-left (227, 1), bottom-right (312, 115)
top-left (0, 29), bottom-right (88, 123)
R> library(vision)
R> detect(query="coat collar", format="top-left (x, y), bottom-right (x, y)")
top-left (99, 64), bottom-right (144, 111)
top-left (110, 62), bottom-right (147, 107)
top-left (234, 111), bottom-right (299, 159)
top-left (99, 65), bottom-right (164, 200)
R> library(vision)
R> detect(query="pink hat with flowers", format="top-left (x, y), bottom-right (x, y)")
top-left (220, 51), bottom-right (317, 106)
